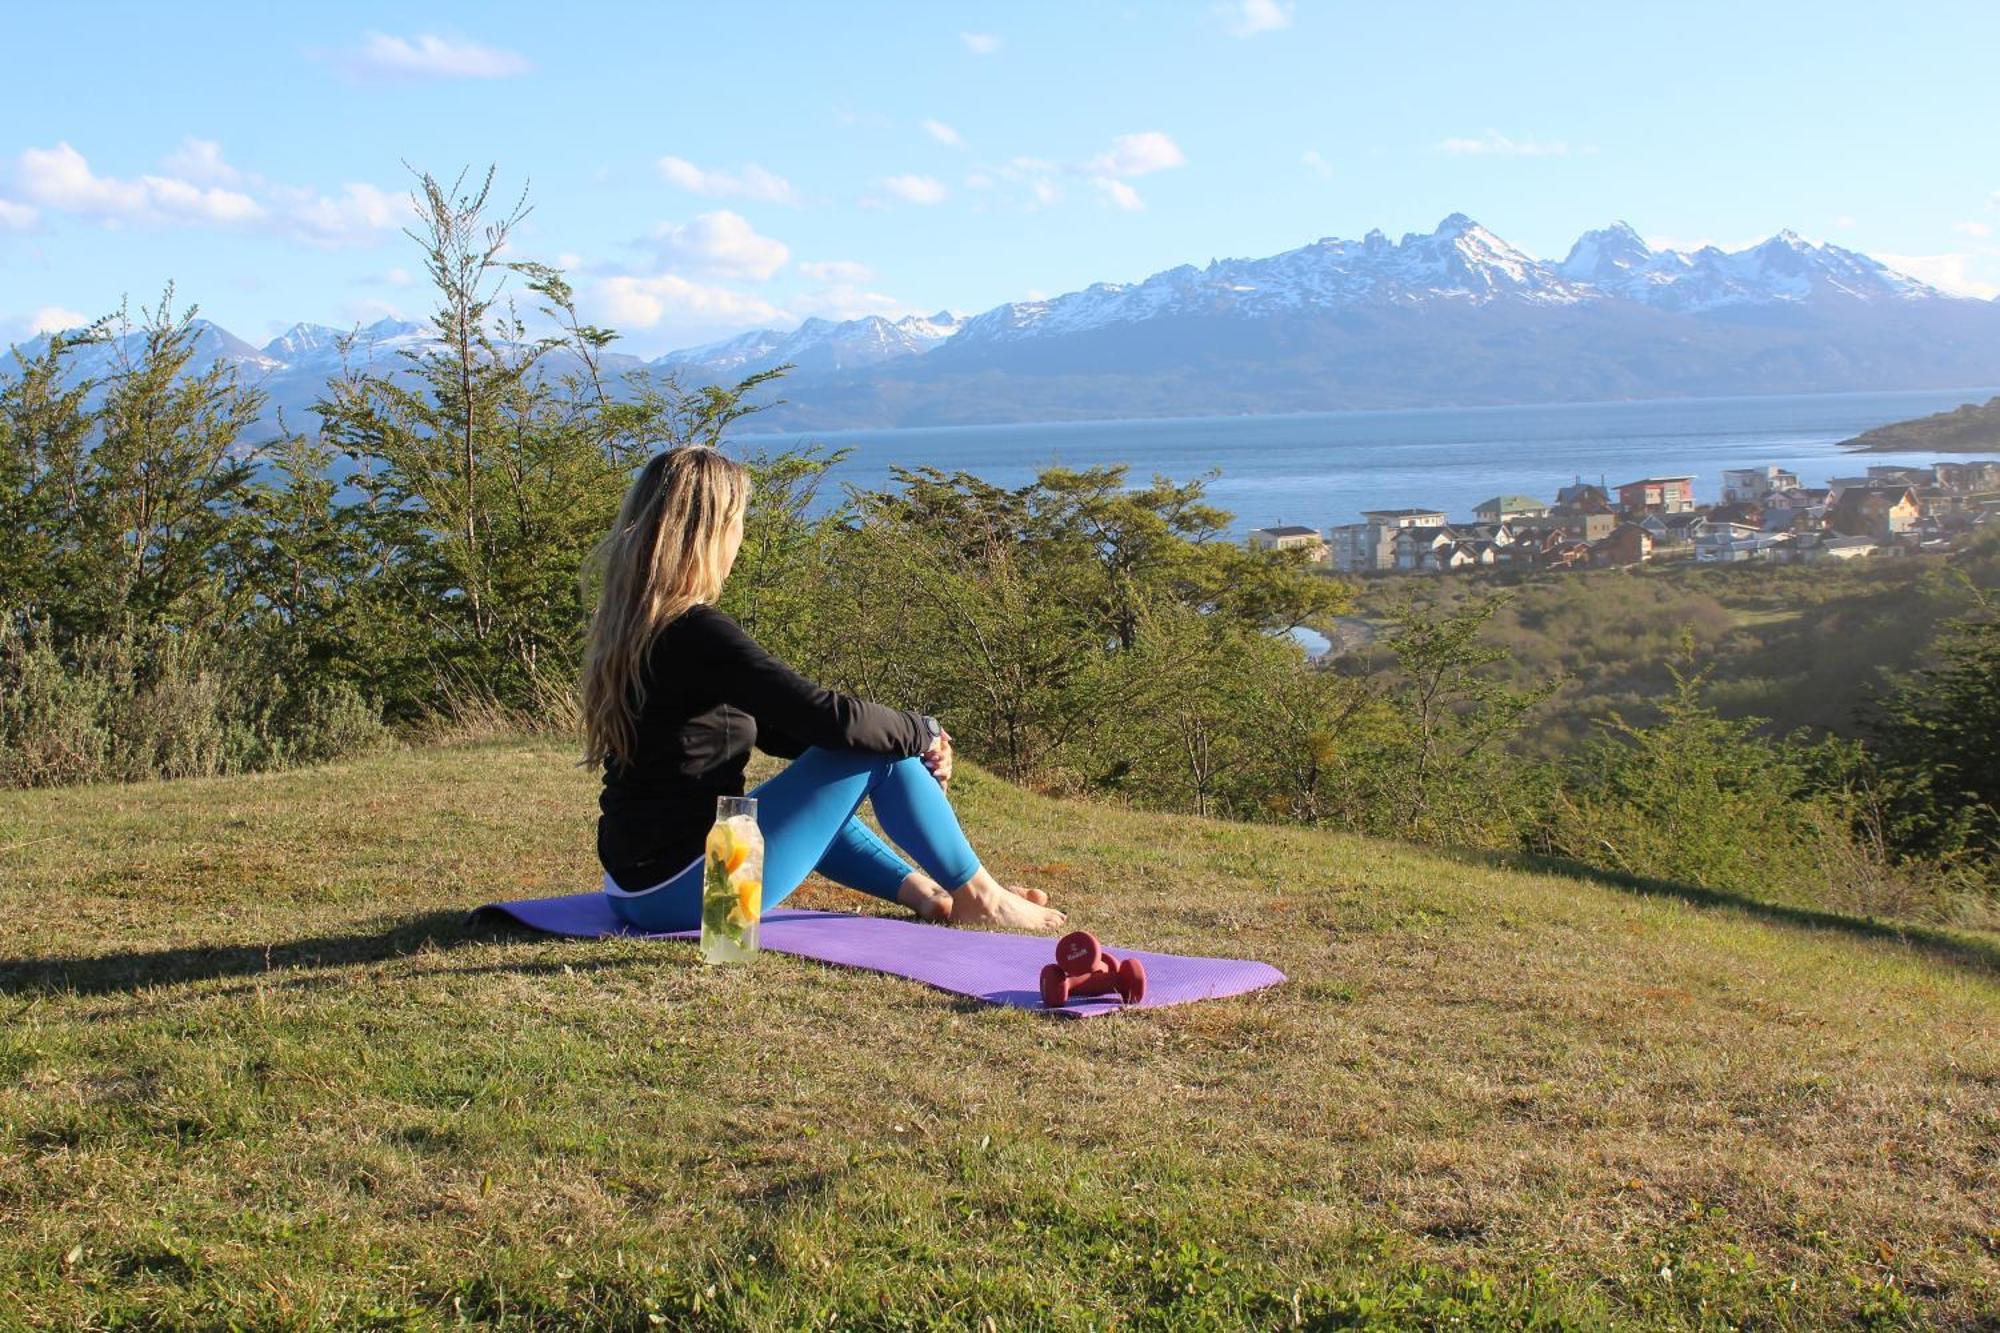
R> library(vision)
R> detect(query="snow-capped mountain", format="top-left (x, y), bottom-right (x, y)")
top-left (1555, 221), bottom-right (1660, 287)
top-left (8, 214), bottom-right (1995, 433)
top-left (942, 215), bottom-right (1957, 352)
top-left (259, 317), bottom-right (435, 371)
top-left (14, 315), bottom-right (434, 381)
top-left (7, 315), bottom-right (464, 442)
top-left (8, 316), bottom-right (283, 380)
top-left (952, 213), bottom-right (1602, 348)
top-left (653, 310), bottom-right (963, 377)
top-left (1558, 222), bottom-right (1932, 311)
top-left (734, 216), bottom-right (1993, 428)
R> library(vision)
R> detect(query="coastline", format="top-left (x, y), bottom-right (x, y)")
top-left (1837, 394), bottom-right (2000, 454)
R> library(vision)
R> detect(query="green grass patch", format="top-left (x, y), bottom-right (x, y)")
top-left (3, 740), bottom-right (1996, 1328)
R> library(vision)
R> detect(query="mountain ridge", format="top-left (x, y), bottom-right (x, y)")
top-left (10, 215), bottom-right (1999, 432)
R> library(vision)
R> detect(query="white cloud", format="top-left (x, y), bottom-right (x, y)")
top-left (18, 141), bottom-right (264, 224)
top-left (922, 119), bottom-right (966, 150)
top-left (1952, 220), bottom-right (1992, 238)
top-left (1876, 252), bottom-right (1999, 299)
top-left (1219, 0), bottom-right (1293, 36)
top-left (353, 31), bottom-right (530, 79)
top-left (961, 32), bottom-right (1001, 54)
top-left (1302, 149), bottom-right (1332, 179)
top-left (1436, 130), bottom-right (1570, 157)
top-left (1832, 215), bottom-right (1857, 229)
top-left (963, 156), bottom-right (1061, 210)
top-left (645, 210), bottom-right (790, 280)
top-left (340, 296), bottom-right (408, 325)
top-left (880, 174), bottom-right (949, 205)
top-left (160, 137), bottom-right (240, 185)
top-left (1094, 177), bottom-right (1143, 211)
top-left (792, 284), bottom-right (907, 321)
top-left (27, 305), bottom-right (91, 335)
top-left (593, 273), bottom-right (790, 330)
top-left (656, 156), bottom-right (799, 206)
top-left (1088, 131), bottom-right (1187, 177)
top-left (142, 173), bottom-right (264, 223)
top-left (797, 259), bottom-right (874, 283)
top-left (0, 197), bottom-right (38, 229)
top-left (268, 180), bottom-right (410, 248)
top-left (386, 266), bottom-right (414, 286)
top-left (11, 141), bottom-right (411, 248)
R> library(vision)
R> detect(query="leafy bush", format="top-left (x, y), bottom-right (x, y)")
top-left (1864, 576), bottom-right (2000, 881)
top-left (0, 619), bottom-right (387, 788)
top-left (1534, 660), bottom-right (1969, 921)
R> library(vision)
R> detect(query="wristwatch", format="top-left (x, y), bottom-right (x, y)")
top-left (919, 714), bottom-right (943, 749)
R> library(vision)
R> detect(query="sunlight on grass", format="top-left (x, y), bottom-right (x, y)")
top-left (3, 739), bottom-right (1996, 1327)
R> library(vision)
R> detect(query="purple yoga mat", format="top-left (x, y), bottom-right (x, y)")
top-left (467, 893), bottom-right (1285, 1019)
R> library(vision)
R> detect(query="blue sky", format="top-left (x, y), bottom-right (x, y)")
top-left (3, 0), bottom-right (1997, 358)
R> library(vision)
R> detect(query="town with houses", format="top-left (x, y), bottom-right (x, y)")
top-left (1247, 459), bottom-right (2000, 575)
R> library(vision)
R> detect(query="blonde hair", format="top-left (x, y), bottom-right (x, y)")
top-left (580, 445), bottom-right (751, 770)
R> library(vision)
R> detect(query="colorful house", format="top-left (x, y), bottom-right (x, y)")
top-left (1591, 523), bottom-right (1655, 567)
top-left (1827, 485), bottom-right (1919, 540)
top-left (1472, 494), bottom-right (1551, 524)
top-left (1554, 481), bottom-right (1613, 512)
top-left (1514, 510), bottom-right (1615, 542)
top-left (1358, 508), bottom-right (1448, 529)
top-left (1616, 476), bottom-right (1697, 514)
top-left (1639, 510), bottom-right (1707, 546)
top-left (1392, 525), bottom-right (1457, 571)
top-left (1720, 466), bottom-right (1800, 504)
top-left (1327, 522), bottom-right (1398, 573)
top-left (1247, 525), bottom-right (1329, 561)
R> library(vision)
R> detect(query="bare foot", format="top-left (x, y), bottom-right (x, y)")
top-left (948, 871), bottom-right (1068, 933)
top-left (897, 873), bottom-right (956, 924)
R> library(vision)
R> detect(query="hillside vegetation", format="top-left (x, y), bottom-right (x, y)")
top-left (1343, 546), bottom-right (2000, 755)
top-left (1840, 396), bottom-right (2000, 453)
top-left (3, 740), bottom-right (1997, 1328)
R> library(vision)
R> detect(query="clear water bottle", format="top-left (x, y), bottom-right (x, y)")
top-left (700, 795), bottom-right (764, 964)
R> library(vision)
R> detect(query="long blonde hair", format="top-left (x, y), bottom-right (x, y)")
top-left (580, 445), bottom-right (751, 769)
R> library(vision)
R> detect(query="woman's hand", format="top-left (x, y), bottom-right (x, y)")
top-left (921, 728), bottom-right (954, 793)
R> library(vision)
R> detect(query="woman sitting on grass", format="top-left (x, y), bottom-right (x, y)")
top-left (580, 444), bottom-right (1069, 935)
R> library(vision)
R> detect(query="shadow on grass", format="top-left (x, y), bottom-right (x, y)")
top-left (1438, 845), bottom-right (2000, 978)
top-left (0, 909), bottom-right (586, 998)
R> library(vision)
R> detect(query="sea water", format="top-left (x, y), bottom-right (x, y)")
top-left (737, 387), bottom-right (1999, 540)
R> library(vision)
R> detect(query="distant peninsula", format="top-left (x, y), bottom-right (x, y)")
top-left (1841, 396), bottom-right (2000, 452)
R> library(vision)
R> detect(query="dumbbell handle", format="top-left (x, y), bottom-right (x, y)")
top-left (1068, 969), bottom-right (1124, 998)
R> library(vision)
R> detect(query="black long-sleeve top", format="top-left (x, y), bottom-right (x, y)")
top-left (597, 603), bottom-right (933, 891)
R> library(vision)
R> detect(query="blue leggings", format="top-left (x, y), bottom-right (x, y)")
top-left (604, 746), bottom-right (984, 932)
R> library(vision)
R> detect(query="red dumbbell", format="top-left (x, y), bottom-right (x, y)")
top-left (1040, 930), bottom-right (1147, 1008)
top-left (1038, 955), bottom-right (1146, 1007)
top-left (1055, 930), bottom-right (1104, 977)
